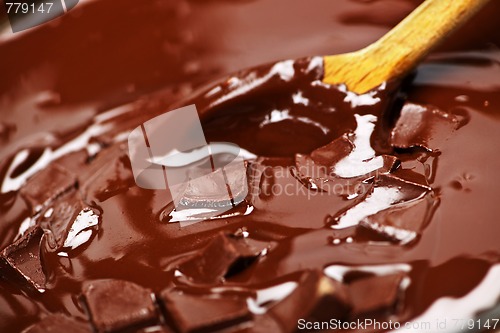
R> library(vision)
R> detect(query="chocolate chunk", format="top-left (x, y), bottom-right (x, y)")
top-left (178, 168), bottom-right (233, 209)
top-left (22, 314), bottom-right (92, 333)
top-left (40, 194), bottom-right (84, 250)
top-left (221, 158), bottom-right (249, 206)
top-left (20, 163), bottom-right (77, 214)
top-left (81, 279), bottom-right (158, 332)
top-left (391, 103), bottom-right (468, 151)
top-left (39, 193), bottom-right (100, 252)
top-left (177, 232), bottom-right (269, 284)
top-left (269, 271), bottom-right (351, 332)
top-left (333, 174), bottom-right (432, 230)
top-left (296, 134), bottom-right (399, 184)
top-left (159, 291), bottom-right (252, 333)
top-left (0, 226), bottom-right (46, 293)
top-left (380, 155), bottom-right (400, 173)
top-left (294, 153), bottom-right (329, 182)
top-left (360, 190), bottom-right (438, 244)
top-left (54, 150), bottom-right (90, 174)
top-left (175, 157), bottom-right (248, 213)
top-left (163, 155), bottom-right (244, 224)
top-left (82, 154), bottom-right (134, 202)
top-left (310, 134), bottom-right (354, 166)
top-left (348, 273), bottom-right (405, 316)
top-left (294, 151), bottom-right (398, 196)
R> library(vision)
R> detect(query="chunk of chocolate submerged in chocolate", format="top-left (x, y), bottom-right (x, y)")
top-left (293, 128), bottom-right (399, 196)
top-left (348, 273), bottom-right (406, 316)
top-left (22, 314), bottom-right (92, 333)
top-left (178, 232), bottom-right (269, 284)
top-left (299, 128), bottom-right (399, 177)
top-left (293, 154), bottom-right (399, 203)
top-left (166, 156), bottom-right (248, 224)
top-left (310, 134), bottom-right (354, 166)
top-left (41, 201), bottom-right (81, 250)
top-left (352, 174), bottom-right (436, 244)
top-left (81, 279), bottom-right (158, 333)
top-left (20, 163), bottom-right (77, 214)
top-left (178, 168), bottom-right (233, 209)
top-left (391, 103), bottom-right (468, 151)
top-left (40, 194), bottom-right (100, 252)
top-left (82, 153), bottom-right (134, 203)
top-left (221, 158), bottom-right (249, 206)
top-left (332, 174), bottom-right (433, 238)
top-left (269, 271), bottom-right (351, 332)
top-left (186, 160), bottom-right (247, 208)
top-left (0, 226), bottom-right (46, 293)
top-left (160, 291), bottom-right (252, 333)
top-left (360, 191), bottom-right (438, 244)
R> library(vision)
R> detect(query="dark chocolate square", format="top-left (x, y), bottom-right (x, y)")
top-left (160, 291), bottom-right (252, 333)
top-left (81, 279), bottom-right (158, 332)
top-left (0, 226), bottom-right (46, 293)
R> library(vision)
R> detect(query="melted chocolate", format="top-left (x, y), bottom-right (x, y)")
top-left (1, 0), bottom-right (500, 332)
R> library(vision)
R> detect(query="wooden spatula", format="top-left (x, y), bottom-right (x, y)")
top-left (323, 0), bottom-right (490, 94)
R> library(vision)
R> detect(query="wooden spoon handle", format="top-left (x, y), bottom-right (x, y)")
top-left (324, 0), bottom-right (490, 94)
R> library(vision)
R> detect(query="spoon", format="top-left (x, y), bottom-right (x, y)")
top-left (141, 0), bottom-right (491, 187)
top-left (323, 0), bottom-right (490, 94)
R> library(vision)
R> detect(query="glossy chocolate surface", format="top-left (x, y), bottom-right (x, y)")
top-left (1, 0), bottom-right (500, 332)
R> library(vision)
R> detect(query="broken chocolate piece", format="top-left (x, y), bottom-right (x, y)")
top-left (221, 158), bottom-right (248, 206)
top-left (40, 194), bottom-right (84, 250)
top-left (159, 291), bottom-right (252, 333)
top-left (294, 116), bottom-right (400, 185)
top-left (348, 273), bottom-right (405, 316)
top-left (332, 174), bottom-right (432, 230)
top-left (380, 155), bottom-right (400, 173)
top-left (81, 279), bottom-right (158, 332)
top-left (0, 226), bottom-right (46, 293)
top-left (360, 191), bottom-right (438, 244)
top-left (175, 157), bottom-right (248, 212)
top-left (310, 134), bottom-right (354, 166)
top-left (391, 103), bottom-right (468, 151)
top-left (294, 152), bottom-right (398, 196)
top-left (20, 163), bottom-right (77, 214)
top-left (178, 167), bottom-right (233, 209)
top-left (269, 271), bottom-right (351, 332)
top-left (39, 193), bottom-right (100, 253)
top-left (21, 314), bottom-right (92, 333)
top-left (177, 232), bottom-right (269, 284)
top-left (294, 154), bottom-right (329, 182)
top-left (82, 154), bottom-right (134, 203)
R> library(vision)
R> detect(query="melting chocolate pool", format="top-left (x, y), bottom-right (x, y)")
top-left (1, 0), bottom-right (500, 332)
